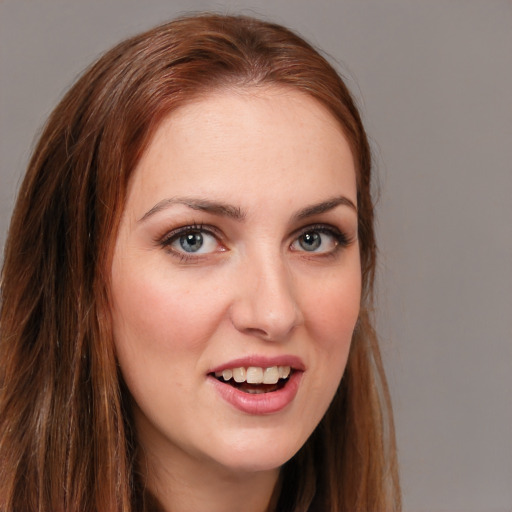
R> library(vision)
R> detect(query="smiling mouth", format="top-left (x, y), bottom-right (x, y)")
top-left (210, 365), bottom-right (293, 394)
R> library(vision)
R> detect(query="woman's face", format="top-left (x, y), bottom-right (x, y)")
top-left (111, 87), bottom-right (361, 478)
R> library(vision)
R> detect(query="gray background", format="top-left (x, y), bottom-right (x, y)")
top-left (1, 1), bottom-right (511, 511)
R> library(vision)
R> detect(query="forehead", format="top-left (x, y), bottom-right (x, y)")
top-left (164, 85), bottom-right (350, 154)
top-left (127, 86), bottom-right (357, 213)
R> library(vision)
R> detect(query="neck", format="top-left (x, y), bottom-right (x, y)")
top-left (138, 442), bottom-right (281, 512)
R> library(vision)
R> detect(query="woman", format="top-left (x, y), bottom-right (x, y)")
top-left (0, 13), bottom-right (400, 512)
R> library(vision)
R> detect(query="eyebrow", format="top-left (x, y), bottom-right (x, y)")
top-left (293, 196), bottom-right (357, 220)
top-left (139, 197), bottom-right (245, 222)
top-left (138, 195), bottom-right (357, 223)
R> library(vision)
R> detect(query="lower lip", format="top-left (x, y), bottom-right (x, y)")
top-left (209, 371), bottom-right (302, 415)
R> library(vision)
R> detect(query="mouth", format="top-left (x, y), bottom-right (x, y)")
top-left (208, 357), bottom-right (304, 414)
top-left (209, 365), bottom-right (293, 394)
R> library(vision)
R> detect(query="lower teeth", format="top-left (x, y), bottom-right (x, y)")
top-left (212, 374), bottom-right (290, 393)
top-left (231, 380), bottom-right (285, 394)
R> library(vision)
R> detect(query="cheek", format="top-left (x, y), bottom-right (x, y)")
top-left (111, 262), bottom-right (223, 357)
top-left (290, 267), bottom-right (360, 435)
top-left (303, 268), bottom-right (361, 346)
top-left (300, 263), bottom-right (361, 395)
top-left (110, 265), bottom-right (225, 416)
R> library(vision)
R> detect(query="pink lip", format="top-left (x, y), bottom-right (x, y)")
top-left (208, 371), bottom-right (302, 415)
top-left (207, 354), bottom-right (305, 415)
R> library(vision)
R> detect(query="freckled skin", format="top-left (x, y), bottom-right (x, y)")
top-left (111, 87), bottom-right (361, 509)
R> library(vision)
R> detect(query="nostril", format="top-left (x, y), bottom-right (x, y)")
top-left (228, 266), bottom-right (303, 341)
top-left (244, 326), bottom-right (270, 338)
top-left (229, 301), bottom-right (303, 341)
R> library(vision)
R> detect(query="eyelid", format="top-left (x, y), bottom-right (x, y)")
top-left (157, 223), bottom-right (226, 260)
top-left (156, 221), bottom-right (353, 263)
top-left (292, 223), bottom-right (351, 243)
top-left (159, 223), bottom-right (221, 243)
top-left (289, 223), bottom-right (352, 254)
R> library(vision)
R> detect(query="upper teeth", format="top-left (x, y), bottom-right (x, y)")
top-left (214, 366), bottom-right (291, 385)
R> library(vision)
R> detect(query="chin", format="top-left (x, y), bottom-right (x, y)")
top-left (206, 429), bottom-right (304, 474)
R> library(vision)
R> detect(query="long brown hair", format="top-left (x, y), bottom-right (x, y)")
top-left (0, 13), bottom-right (400, 511)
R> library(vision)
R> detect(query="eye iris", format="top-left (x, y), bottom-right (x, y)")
top-left (179, 232), bottom-right (203, 252)
top-left (299, 232), bottom-right (321, 251)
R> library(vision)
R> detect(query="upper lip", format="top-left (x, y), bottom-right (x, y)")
top-left (208, 355), bottom-right (305, 374)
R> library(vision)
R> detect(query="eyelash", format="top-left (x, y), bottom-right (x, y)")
top-left (292, 224), bottom-right (351, 257)
top-left (157, 222), bottom-right (352, 263)
top-left (158, 223), bottom-right (220, 262)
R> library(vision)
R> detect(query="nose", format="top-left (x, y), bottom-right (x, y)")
top-left (229, 253), bottom-right (304, 341)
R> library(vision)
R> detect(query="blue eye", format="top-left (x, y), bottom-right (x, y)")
top-left (298, 231), bottom-right (322, 251)
top-left (291, 226), bottom-right (346, 254)
top-left (162, 226), bottom-right (221, 256)
top-left (178, 232), bottom-right (204, 253)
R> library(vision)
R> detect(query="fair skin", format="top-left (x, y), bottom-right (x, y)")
top-left (110, 86), bottom-right (361, 512)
